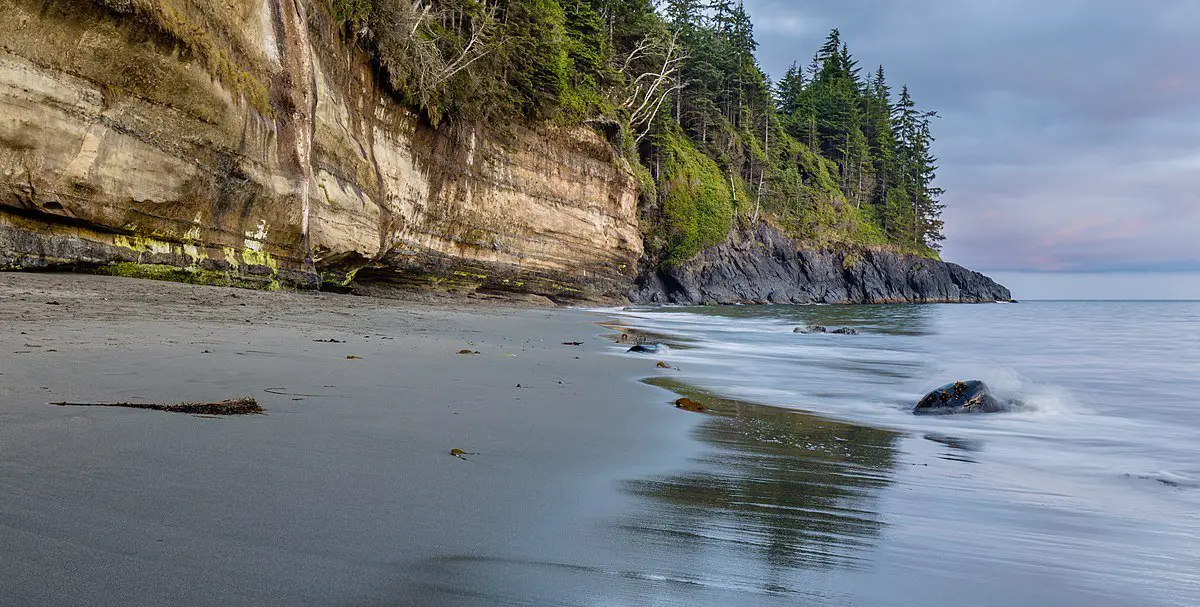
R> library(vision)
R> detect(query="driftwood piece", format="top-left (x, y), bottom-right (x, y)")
top-left (674, 397), bottom-right (707, 413)
top-left (50, 398), bottom-right (263, 416)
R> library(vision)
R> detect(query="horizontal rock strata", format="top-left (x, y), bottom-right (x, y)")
top-left (0, 0), bottom-right (641, 300)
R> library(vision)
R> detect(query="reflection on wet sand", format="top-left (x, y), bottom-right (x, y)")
top-left (396, 380), bottom-right (904, 606)
top-left (625, 378), bottom-right (900, 572)
top-left (924, 433), bottom-right (983, 463)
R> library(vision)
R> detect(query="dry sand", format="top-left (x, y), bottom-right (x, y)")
top-left (0, 273), bottom-right (704, 605)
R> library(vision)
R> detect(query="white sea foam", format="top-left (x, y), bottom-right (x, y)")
top-left (597, 301), bottom-right (1200, 603)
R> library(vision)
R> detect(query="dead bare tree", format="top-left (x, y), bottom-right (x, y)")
top-left (753, 113), bottom-right (768, 223)
top-left (369, 0), bottom-right (501, 117)
top-left (617, 30), bottom-right (687, 144)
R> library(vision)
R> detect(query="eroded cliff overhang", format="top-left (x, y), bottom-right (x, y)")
top-left (0, 0), bottom-right (642, 300)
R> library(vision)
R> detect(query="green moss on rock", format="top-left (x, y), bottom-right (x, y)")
top-left (93, 262), bottom-right (281, 291)
top-left (659, 128), bottom-right (733, 267)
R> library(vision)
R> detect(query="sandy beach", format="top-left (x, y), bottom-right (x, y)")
top-left (6, 274), bottom-right (1191, 607)
top-left (1, 273), bottom-right (713, 605)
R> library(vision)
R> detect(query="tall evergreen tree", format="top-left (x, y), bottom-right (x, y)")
top-left (913, 113), bottom-right (946, 249)
top-left (863, 65), bottom-right (896, 212)
top-left (890, 85), bottom-right (944, 247)
top-left (775, 62), bottom-right (805, 116)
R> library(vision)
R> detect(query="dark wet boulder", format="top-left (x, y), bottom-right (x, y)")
top-left (794, 325), bottom-right (827, 334)
top-left (830, 328), bottom-right (859, 335)
top-left (628, 344), bottom-right (663, 354)
top-left (913, 380), bottom-right (1011, 415)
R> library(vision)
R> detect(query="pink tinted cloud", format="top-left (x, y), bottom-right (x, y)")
top-left (1155, 74), bottom-right (1190, 93)
top-left (1020, 255), bottom-right (1073, 272)
top-left (1016, 218), bottom-right (1152, 270)
top-left (1035, 217), bottom-right (1148, 249)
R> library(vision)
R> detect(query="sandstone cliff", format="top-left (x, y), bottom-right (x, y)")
top-left (632, 224), bottom-right (1012, 305)
top-left (0, 0), bottom-right (641, 300)
top-left (0, 1), bottom-right (1010, 305)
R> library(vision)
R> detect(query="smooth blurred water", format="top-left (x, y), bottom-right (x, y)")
top-left (603, 301), bottom-right (1200, 606)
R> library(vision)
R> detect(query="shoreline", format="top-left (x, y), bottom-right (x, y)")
top-left (4, 273), bottom-right (1181, 606)
top-left (0, 271), bottom-right (912, 605)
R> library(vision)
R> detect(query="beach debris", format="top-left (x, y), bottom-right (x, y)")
top-left (656, 361), bottom-right (671, 369)
top-left (562, 341), bottom-right (584, 346)
top-left (674, 397), bottom-right (707, 413)
top-left (450, 448), bottom-right (479, 460)
top-left (45, 300), bottom-right (61, 306)
top-left (830, 328), bottom-right (859, 335)
top-left (627, 344), bottom-right (663, 354)
top-left (313, 338), bottom-right (344, 343)
top-left (50, 397), bottom-right (263, 416)
top-left (616, 333), bottom-right (644, 345)
top-left (346, 355), bottom-right (362, 360)
top-left (458, 349), bottom-right (480, 355)
top-left (264, 387), bottom-right (334, 398)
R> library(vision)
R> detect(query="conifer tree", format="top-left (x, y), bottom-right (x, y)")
top-left (863, 65), bottom-right (896, 212)
top-left (775, 62), bottom-right (806, 117)
top-left (890, 85), bottom-right (945, 247)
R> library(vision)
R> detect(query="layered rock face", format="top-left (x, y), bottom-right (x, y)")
top-left (0, 0), bottom-right (641, 299)
top-left (632, 224), bottom-right (1011, 305)
top-left (0, 1), bottom-right (1009, 305)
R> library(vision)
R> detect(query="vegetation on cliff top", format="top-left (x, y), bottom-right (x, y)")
top-left (329, 0), bottom-right (946, 265)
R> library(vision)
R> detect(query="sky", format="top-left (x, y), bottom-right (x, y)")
top-left (741, 0), bottom-right (1200, 299)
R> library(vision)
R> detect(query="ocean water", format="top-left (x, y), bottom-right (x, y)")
top-left (603, 301), bottom-right (1200, 606)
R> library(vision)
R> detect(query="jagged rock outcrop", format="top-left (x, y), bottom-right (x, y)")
top-left (632, 224), bottom-right (1011, 305)
top-left (0, 0), bottom-right (640, 300)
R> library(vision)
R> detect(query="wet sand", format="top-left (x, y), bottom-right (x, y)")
top-left (3, 273), bottom-right (1162, 606)
top-left (0, 273), bottom-right (707, 605)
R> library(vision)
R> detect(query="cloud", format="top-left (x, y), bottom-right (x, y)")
top-left (742, 0), bottom-right (1200, 272)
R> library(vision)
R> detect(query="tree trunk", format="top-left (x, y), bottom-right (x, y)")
top-left (753, 116), bottom-right (768, 223)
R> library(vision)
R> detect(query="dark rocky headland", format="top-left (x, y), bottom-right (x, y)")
top-left (632, 225), bottom-right (1011, 305)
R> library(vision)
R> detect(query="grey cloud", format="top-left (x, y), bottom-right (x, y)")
top-left (742, 0), bottom-right (1200, 272)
